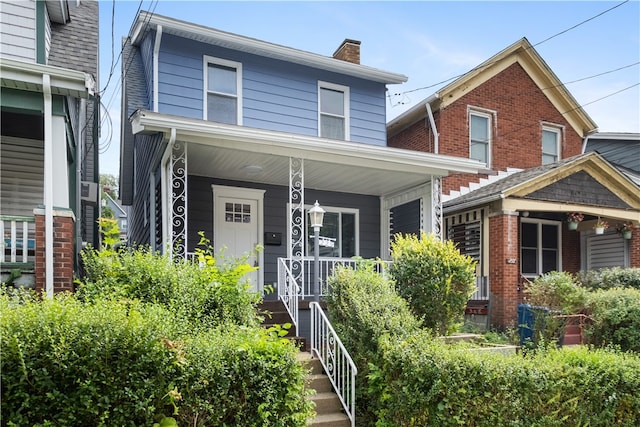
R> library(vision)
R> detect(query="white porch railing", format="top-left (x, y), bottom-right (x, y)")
top-left (471, 276), bottom-right (490, 300)
top-left (279, 257), bottom-right (391, 299)
top-left (310, 301), bottom-right (357, 427)
top-left (1, 215), bottom-right (36, 264)
top-left (276, 258), bottom-right (299, 330)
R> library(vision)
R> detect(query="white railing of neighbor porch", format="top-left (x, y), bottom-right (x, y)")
top-left (310, 301), bottom-right (357, 427)
top-left (1, 216), bottom-right (35, 264)
top-left (277, 258), bottom-right (299, 330)
top-left (471, 276), bottom-right (490, 300)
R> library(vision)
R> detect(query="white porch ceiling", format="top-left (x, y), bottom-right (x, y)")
top-left (187, 143), bottom-right (433, 196)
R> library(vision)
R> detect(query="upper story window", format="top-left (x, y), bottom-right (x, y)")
top-left (469, 111), bottom-right (491, 166)
top-left (542, 126), bottom-right (561, 165)
top-left (318, 81), bottom-right (350, 140)
top-left (203, 56), bottom-right (242, 125)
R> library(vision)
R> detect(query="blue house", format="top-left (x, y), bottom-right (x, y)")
top-left (120, 11), bottom-right (482, 307)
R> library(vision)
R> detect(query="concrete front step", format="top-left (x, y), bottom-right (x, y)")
top-left (299, 351), bottom-right (351, 426)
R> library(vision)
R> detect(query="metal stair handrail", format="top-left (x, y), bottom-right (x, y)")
top-left (277, 258), bottom-right (299, 330)
top-left (309, 301), bottom-right (357, 427)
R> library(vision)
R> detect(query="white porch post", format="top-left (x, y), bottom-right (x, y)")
top-left (43, 74), bottom-right (54, 299)
top-left (431, 175), bottom-right (443, 240)
top-left (288, 157), bottom-right (304, 296)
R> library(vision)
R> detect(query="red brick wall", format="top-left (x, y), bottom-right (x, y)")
top-left (389, 62), bottom-right (584, 195)
top-left (630, 228), bottom-right (640, 268)
top-left (35, 214), bottom-right (75, 294)
top-left (488, 212), bottom-right (521, 327)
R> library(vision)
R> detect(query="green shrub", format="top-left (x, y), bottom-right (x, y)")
top-left (524, 271), bottom-right (587, 313)
top-left (373, 331), bottom-right (640, 426)
top-left (326, 261), bottom-right (421, 425)
top-left (389, 232), bottom-right (476, 335)
top-left (78, 234), bottom-right (261, 330)
top-left (0, 294), bottom-right (181, 426)
top-left (585, 287), bottom-right (640, 352)
top-left (0, 293), bottom-right (313, 427)
top-left (577, 267), bottom-right (640, 291)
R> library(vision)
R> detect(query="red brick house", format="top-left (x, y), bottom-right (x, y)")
top-left (387, 38), bottom-right (640, 328)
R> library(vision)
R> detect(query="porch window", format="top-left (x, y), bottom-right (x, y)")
top-left (521, 220), bottom-right (560, 278)
top-left (542, 126), bottom-right (561, 165)
top-left (306, 206), bottom-right (358, 258)
top-left (318, 81), bottom-right (349, 140)
top-left (204, 56), bottom-right (242, 125)
top-left (470, 111), bottom-right (491, 166)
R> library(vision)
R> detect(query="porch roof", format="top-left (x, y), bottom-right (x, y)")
top-left (443, 152), bottom-right (640, 222)
top-left (0, 58), bottom-right (94, 98)
top-left (130, 110), bottom-right (484, 197)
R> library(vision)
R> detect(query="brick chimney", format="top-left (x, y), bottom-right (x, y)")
top-left (333, 39), bottom-right (361, 64)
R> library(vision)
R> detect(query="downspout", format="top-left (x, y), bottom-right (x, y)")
top-left (43, 74), bottom-right (54, 299)
top-left (153, 25), bottom-right (163, 112)
top-left (425, 93), bottom-right (439, 154)
top-left (160, 128), bottom-right (176, 255)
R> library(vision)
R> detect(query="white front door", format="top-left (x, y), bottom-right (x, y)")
top-left (212, 185), bottom-right (265, 292)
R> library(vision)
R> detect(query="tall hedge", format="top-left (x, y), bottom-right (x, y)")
top-left (373, 331), bottom-right (640, 426)
top-left (585, 287), bottom-right (640, 352)
top-left (326, 262), bottom-right (422, 425)
top-left (577, 267), bottom-right (640, 291)
top-left (0, 293), bottom-right (313, 426)
top-left (389, 232), bottom-right (476, 335)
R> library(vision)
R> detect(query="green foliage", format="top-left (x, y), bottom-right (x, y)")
top-left (389, 232), bottom-right (476, 335)
top-left (78, 232), bottom-right (261, 330)
top-left (585, 287), bottom-right (640, 352)
top-left (577, 267), bottom-right (640, 291)
top-left (98, 217), bottom-right (121, 249)
top-left (524, 271), bottom-right (587, 313)
top-left (0, 293), bottom-right (313, 426)
top-left (326, 261), bottom-right (422, 425)
top-left (372, 331), bottom-right (640, 426)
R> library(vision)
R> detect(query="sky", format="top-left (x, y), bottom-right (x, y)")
top-left (97, 0), bottom-right (640, 176)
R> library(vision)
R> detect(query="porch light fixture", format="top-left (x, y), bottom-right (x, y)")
top-left (308, 201), bottom-right (325, 301)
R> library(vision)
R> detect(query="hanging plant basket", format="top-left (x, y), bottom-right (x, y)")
top-left (567, 221), bottom-right (579, 231)
top-left (595, 227), bottom-right (605, 235)
top-left (622, 230), bottom-right (632, 240)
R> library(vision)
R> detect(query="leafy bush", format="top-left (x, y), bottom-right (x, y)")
top-left (524, 271), bottom-right (587, 313)
top-left (326, 261), bottom-right (421, 425)
top-left (0, 292), bottom-right (313, 427)
top-left (78, 234), bottom-right (261, 330)
top-left (577, 267), bottom-right (640, 291)
top-left (389, 232), bottom-right (476, 335)
top-left (372, 331), bottom-right (640, 426)
top-left (585, 287), bottom-right (640, 352)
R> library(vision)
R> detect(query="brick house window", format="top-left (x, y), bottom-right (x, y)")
top-left (204, 56), bottom-right (242, 125)
top-left (521, 219), bottom-right (560, 278)
top-left (318, 81), bottom-right (350, 140)
top-left (542, 126), bottom-right (561, 165)
top-left (469, 111), bottom-right (491, 166)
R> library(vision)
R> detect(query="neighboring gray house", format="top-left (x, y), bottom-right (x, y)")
top-left (0, 0), bottom-right (99, 294)
top-left (119, 11), bottom-right (482, 298)
top-left (584, 132), bottom-right (640, 185)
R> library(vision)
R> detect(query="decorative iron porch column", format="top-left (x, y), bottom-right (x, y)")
top-left (167, 140), bottom-right (187, 258)
top-left (288, 157), bottom-right (304, 296)
top-left (431, 175), bottom-right (443, 240)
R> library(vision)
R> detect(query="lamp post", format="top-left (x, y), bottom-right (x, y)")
top-left (308, 200), bottom-right (325, 301)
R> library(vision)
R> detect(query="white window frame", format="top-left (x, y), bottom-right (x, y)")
top-left (469, 109), bottom-right (492, 167)
top-left (318, 81), bottom-right (350, 141)
top-left (520, 218), bottom-right (562, 279)
top-left (303, 204), bottom-right (359, 258)
top-left (542, 125), bottom-right (562, 165)
top-left (203, 56), bottom-right (243, 125)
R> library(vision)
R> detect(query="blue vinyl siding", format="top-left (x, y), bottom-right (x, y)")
top-left (140, 33), bottom-right (155, 111)
top-left (187, 175), bottom-right (381, 288)
top-left (156, 34), bottom-right (389, 145)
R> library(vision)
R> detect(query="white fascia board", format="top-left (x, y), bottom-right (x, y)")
top-left (1, 58), bottom-right (92, 97)
top-left (131, 12), bottom-right (407, 85)
top-left (131, 110), bottom-right (484, 175)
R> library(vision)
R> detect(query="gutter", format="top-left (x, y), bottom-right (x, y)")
top-left (153, 25), bottom-right (163, 112)
top-left (425, 93), bottom-right (439, 154)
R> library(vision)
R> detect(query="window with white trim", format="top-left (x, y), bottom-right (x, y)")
top-left (318, 81), bottom-right (349, 140)
top-left (470, 111), bottom-right (491, 166)
top-left (542, 126), bottom-right (561, 165)
top-left (306, 205), bottom-right (358, 258)
top-left (521, 219), bottom-right (561, 278)
top-left (204, 56), bottom-right (242, 125)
